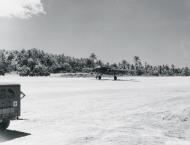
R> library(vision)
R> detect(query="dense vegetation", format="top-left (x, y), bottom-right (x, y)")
top-left (0, 48), bottom-right (189, 76)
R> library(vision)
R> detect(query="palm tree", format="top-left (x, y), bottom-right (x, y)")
top-left (133, 56), bottom-right (143, 75)
top-left (133, 56), bottom-right (142, 69)
top-left (96, 60), bottom-right (103, 66)
top-left (89, 53), bottom-right (97, 61)
top-left (89, 53), bottom-right (97, 68)
top-left (121, 60), bottom-right (128, 69)
top-left (133, 56), bottom-right (140, 65)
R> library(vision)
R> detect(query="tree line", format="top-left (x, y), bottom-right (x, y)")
top-left (0, 48), bottom-right (189, 76)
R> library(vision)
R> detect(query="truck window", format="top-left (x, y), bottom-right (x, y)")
top-left (7, 88), bottom-right (15, 98)
top-left (0, 89), bottom-right (6, 99)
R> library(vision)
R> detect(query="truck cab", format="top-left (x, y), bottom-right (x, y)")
top-left (0, 84), bottom-right (25, 130)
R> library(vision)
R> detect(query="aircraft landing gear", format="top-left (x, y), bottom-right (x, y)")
top-left (114, 75), bottom-right (117, 80)
top-left (96, 74), bottom-right (102, 80)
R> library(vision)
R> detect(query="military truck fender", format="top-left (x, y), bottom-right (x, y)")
top-left (0, 120), bottom-right (10, 130)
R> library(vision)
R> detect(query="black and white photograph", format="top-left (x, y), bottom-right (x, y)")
top-left (0, 0), bottom-right (190, 145)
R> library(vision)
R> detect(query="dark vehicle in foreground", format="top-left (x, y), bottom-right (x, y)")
top-left (0, 84), bottom-right (25, 130)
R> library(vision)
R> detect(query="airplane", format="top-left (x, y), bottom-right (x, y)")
top-left (92, 66), bottom-right (128, 80)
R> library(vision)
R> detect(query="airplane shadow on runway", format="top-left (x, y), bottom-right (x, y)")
top-left (116, 79), bottom-right (139, 82)
top-left (93, 78), bottom-right (140, 82)
top-left (0, 129), bottom-right (31, 143)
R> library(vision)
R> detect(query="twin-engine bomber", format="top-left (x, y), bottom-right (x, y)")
top-left (0, 84), bottom-right (25, 130)
top-left (92, 66), bottom-right (128, 80)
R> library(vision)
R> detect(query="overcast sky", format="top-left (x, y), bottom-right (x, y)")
top-left (0, 0), bottom-right (190, 66)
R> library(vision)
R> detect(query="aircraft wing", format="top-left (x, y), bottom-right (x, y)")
top-left (109, 68), bottom-right (128, 75)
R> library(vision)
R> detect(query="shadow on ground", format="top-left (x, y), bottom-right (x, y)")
top-left (93, 78), bottom-right (140, 82)
top-left (0, 129), bottom-right (30, 143)
top-left (116, 79), bottom-right (140, 82)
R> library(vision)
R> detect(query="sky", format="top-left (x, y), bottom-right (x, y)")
top-left (0, 0), bottom-right (190, 66)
